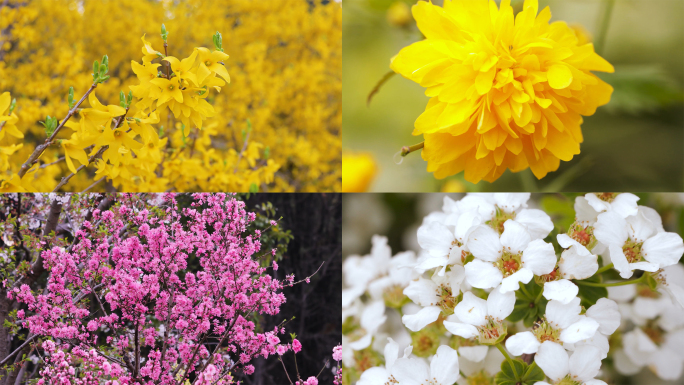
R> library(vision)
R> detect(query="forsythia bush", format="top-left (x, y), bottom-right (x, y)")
top-left (0, 0), bottom-right (341, 192)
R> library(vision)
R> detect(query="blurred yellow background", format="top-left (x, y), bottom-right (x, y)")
top-left (342, 0), bottom-right (684, 192)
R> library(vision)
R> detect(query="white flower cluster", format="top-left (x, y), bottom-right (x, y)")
top-left (342, 193), bottom-right (684, 385)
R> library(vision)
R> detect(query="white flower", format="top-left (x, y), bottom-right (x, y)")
top-left (443, 288), bottom-right (514, 344)
top-left (402, 268), bottom-right (465, 332)
top-left (368, 250), bottom-right (418, 301)
top-left (357, 337), bottom-right (412, 385)
top-left (416, 210), bottom-right (481, 275)
top-left (505, 297), bottom-right (599, 356)
top-left (390, 345), bottom-right (460, 385)
top-left (465, 220), bottom-right (556, 292)
top-left (658, 263), bottom-right (684, 309)
top-left (348, 301), bottom-right (387, 351)
top-left (575, 193), bottom-right (639, 225)
top-left (542, 234), bottom-right (599, 304)
top-left (594, 210), bottom-right (684, 278)
top-left (456, 346), bottom-right (504, 385)
top-left (619, 327), bottom-right (684, 380)
top-left (457, 193), bottom-right (553, 239)
top-left (534, 342), bottom-right (607, 385)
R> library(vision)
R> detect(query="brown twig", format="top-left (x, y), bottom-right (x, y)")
top-left (81, 176), bottom-right (105, 193)
top-left (17, 83), bottom-right (98, 178)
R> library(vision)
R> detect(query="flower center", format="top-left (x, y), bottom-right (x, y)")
top-left (353, 347), bottom-right (382, 373)
top-left (622, 240), bottom-right (644, 263)
top-left (643, 325), bottom-right (664, 345)
top-left (556, 376), bottom-right (582, 385)
top-left (466, 370), bottom-right (493, 385)
top-left (205, 61), bottom-right (212, 66)
top-left (383, 284), bottom-right (408, 309)
top-left (597, 192), bottom-right (617, 202)
top-left (476, 315), bottom-right (506, 345)
top-left (114, 130), bottom-right (122, 137)
top-left (148, 142), bottom-right (155, 149)
top-left (537, 267), bottom-right (560, 283)
top-left (487, 206), bottom-right (516, 235)
top-left (436, 285), bottom-right (461, 315)
top-left (497, 251), bottom-right (522, 277)
top-left (532, 318), bottom-right (561, 344)
top-left (168, 85), bottom-right (175, 90)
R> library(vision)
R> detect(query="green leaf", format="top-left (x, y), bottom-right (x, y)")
top-left (522, 362), bottom-right (545, 383)
top-left (599, 65), bottom-right (684, 115)
top-left (541, 195), bottom-right (575, 233)
top-left (9, 98), bottom-right (16, 114)
top-left (264, 146), bottom-right (270, 159)
top-left (645, 273), bottom-right (658, 291)
top-left (249, 183), bottom-right (258, 193)
top-left (576, 274), bottom-right (608, 308)
top-left (494, 359), bottom-right (526, 385)
top-left (507, 280), bottom-right (546, 327)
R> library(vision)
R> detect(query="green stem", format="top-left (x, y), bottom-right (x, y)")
top-left (596, 263), bottom-right (614, 275)
top-left (574, 275), bottom-right (645, 288)
top-left (496, 343), bottom-right (517, 378)
top-left (595, 0), bottom-right (616, 55)
top-left (535, 287), bottom-right (544, 303)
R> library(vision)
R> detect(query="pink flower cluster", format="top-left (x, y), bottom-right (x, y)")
top-left (10, 193), bottom-right (293, 385)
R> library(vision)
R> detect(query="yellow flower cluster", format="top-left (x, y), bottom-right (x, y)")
top-left (0, 0), bottom-right (341, 192)
top-left (391, 0), bottom-right (614, 183)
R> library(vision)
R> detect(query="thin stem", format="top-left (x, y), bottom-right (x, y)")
top-left (574, 275), bottom-right (645, 288)
top-left (595, 0), bottom-right (616, 55)
top-left (596, 263), bottom-right (614, 275)
top-left (279, 357), bottom-right (294, 385)
top-left (81, 177), bottom-right (105, 193)
top-left (496, 343), bottom-right (517, 378)
top-left (519, 282), bottom-right (533, 299)
top-left (535, 287), bottom-right (544, 303)
top-left (400, 141), bottom-right (424, 157)
top-left (18, 83), bottom-right (97, 177)
top-left (38, 157), bottom-right (66, 169)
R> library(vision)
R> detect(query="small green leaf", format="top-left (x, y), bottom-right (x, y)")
top-left (522, 362), bottom-right (545, 383)
top-left (249, 183), bottom-right (258, 193)
top-left (494, 359), bottom-right (526, 385)
top-left (9, 98), bottom-right (16, 114)
top-left (264, 146), bottom-right (270, 159)
top-left (645, 273), bottom-right (658, 291)
top-left (161, 24), bottom-right (168, 41)
top-left (119, 91), bottom-right (126, 107)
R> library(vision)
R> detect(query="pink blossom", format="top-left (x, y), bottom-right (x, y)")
top-left (292, 338), bottom-right (302, 353)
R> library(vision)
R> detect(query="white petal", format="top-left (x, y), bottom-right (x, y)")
top-left (608, 244), bottom-right (634, 279)
top-left (628, 261), bottom-right (659, 273)
top-left (663, 282), bottom-right (684, 309)
top-left (546, 297), bottom-right (581, 329)
top-left (415, 255), bottom-right (448, 273)
top-left (648, 347), bottom-right (684, 380)
top-left (349, 333), bottom-right (373, 351)
top-left (663, 329), bottom-right (684, 361)
top-left (494, 193), bottom-right (530, 212)
top-left (458, 346), bottom-right (489, 362)
top-left (625, 209), bottom-right (656, 242)
top-left (575, 331), bottom-right (610, 359)
top-left (465, 259), bottom-right (503, 289)
top-left (568, 345), bottom-right (602, 381)
top-left (500, 220), bottom-right (532, 254)
top-left (391, 357), bottom-right (430, 385)
top-left (557, 233), bottom-right (580, 249)
top-left (361, 301), bottom-right (387, 332)
top-left (357, 367), bottom-right (390, 385)
top-left (610, 193), bottom-right (639, 218)
top-left (574, 196), bottom-right (598, 223)
top-left (454, 291), bottom-right (488, 326)
top-left (586, 298), bottom-right (621, 335)
top-left (535, 341), bottom-right (569, 381)
top-left (593, 211), bottom-right (628, 246)
top-left (613, 349), bottom-right (642, 375)
top-left (558, 245), bottom-right (598, 280)
top-left (522, 239), bottom-right (557, 275)
top-left (505, 331), bottom-right (541, 356)
top-left (515, 209), bottom-right (554, 240)
top-left (642, 232), bottom-right (684, 268)
top-left (607, 284), bottom-right (637, 302)
top-left (638, 206), bottom-right (664, 233)
top-left (499, 269), bottom-right (533, 293)
top-left (431, 345), bottom-right (460, 385)
top-left (467, 225), bottom-right (502, 262)
top-left (542, 280), bottom-right (579, 305)
top-left (384, 337), bottom-right (399, 370)
top-left (560, 316), bottom-right (599, 344)
top-left (585, 194), bottom-right (610, 213)
top-left (487, 286), bottom-right (516, 320)
top-left (632, 296), bottom-right (667, 319)
top-left (417, 221), bottom-right (455, 256)
top-left (447, 264), bottom-right (466, 292)
top-left (444, 321), bottom-right (479, 339)
top-left (402, 306), bottom-right (441, 332)
top-left (454, 210), bottom-right (482, 244)
top-left (484, 347), bottom-right (505, 376)
top-left (403, 278), bottom-right (439, 307)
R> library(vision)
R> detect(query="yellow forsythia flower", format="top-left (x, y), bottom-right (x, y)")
top-left (391, 0), bottom-right (614, 183)
top-left (342, 151), bottom-right (377, 192)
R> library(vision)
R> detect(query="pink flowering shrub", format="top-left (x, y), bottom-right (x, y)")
top-left (8, 193), bottom-right (302, 384)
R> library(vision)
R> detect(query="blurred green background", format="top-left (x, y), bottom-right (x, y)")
top-left (342, 0), bottom-right (684, 192)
